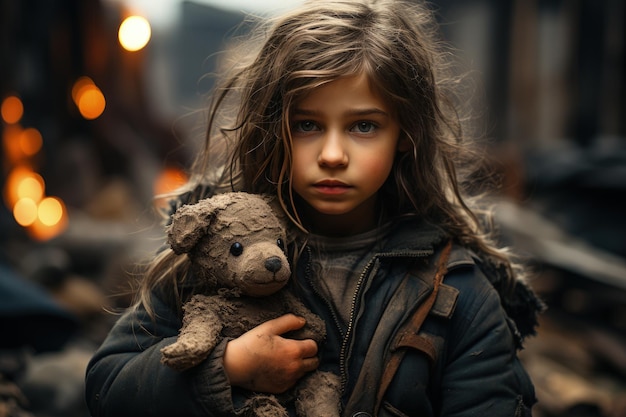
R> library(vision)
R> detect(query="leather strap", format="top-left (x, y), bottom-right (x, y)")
top-left (375, 240), bottom-right (452, 412)
top-left (343, 240), bottom-right (453, 416)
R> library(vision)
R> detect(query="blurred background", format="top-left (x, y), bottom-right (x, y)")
top-left (0, 0), bottom-right (624, 416)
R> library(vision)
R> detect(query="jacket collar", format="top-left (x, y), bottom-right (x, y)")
top-left (379, 216), bottom-right (449, 255)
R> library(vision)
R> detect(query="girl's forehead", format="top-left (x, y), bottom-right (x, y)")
top-left (288, 72), bottom-right (396, 113)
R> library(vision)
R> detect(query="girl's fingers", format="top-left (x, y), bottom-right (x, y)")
top-left (261, 313), bottom-right (307, 335)
top-left (261, 315), bottom-right (319, 358)
top-left (301, 356), bottom-right (320, 373)
top-left (224, 315), bottom-right (322, 393)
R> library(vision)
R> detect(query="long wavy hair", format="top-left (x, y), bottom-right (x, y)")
top-left (136, 0), bottom-right (525, 317)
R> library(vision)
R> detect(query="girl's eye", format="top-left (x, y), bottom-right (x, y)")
top-left (293, 120), bottom-right (318, 133)
top-left (351, 121), bottom-right (376, 134)
top-left (230, 242), bottom-right (244, 256)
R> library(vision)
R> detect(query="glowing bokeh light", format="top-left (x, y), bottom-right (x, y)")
top-left (154, 167), bottom-right (188, 195)
top-left (3, 124), bottom-right (23, 162)
top-left (17, 175), bottom-right (44, 202)
top-left (153, 166), bottom-right (189, 208)
top-left (72, 76), bottom-right (94, 103)
top-left (118, 15), bottom-right (151, 51)
top-left (29, 211), bottom-right (68, 241)
top-left (1, 95), bottom-right (24, 124)
top-left (14, 198), bottom-right (38, 226)
top-left (71, 77), bottom-right (106, 120)
top-left (38, 197), bottom-right (64, 226)
top-left (77, 86), bottom-right (106, 120)
top-left (4, 167), bottom-right (41, 208)
top-left (19, 127), bottom-right (43, 156)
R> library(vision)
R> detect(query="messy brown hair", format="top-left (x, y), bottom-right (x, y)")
top-left (137, 0), bottom-right (523, 315)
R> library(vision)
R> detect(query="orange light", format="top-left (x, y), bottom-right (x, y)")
top-left (3, 124), bottom-right (23, 162)
top-left (5, 166), bottom-right (70, 241)
top-left (38, 196), bottom-right (64, 226)
top-left (28, 207), bottom-right (69, 241)
top-left (19, 127), bottom-right (43, 156)
top-left (1, 95), bottom-right (24, 124)
top-left (154, 167), bottom-right (188, 196)
top-left (17, 175), bottom-right (44, 202)
top-left (4, 167), bottom-right (42, 209)
top-left (13, 198), bottom-right (38, 226)
top-left (72, 77), bottom-right (106, 120)
top-left (153, 167), bottom-right (189, 208)
top-left (77, 85), bottom-right (106, 120)
top-left (118, 15), bottom-right (151, 52)
top-left (72, 76), bottom-right (95, 104)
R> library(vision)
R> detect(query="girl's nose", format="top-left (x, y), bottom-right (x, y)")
top-left (318, 132), bottom-right (348, 167)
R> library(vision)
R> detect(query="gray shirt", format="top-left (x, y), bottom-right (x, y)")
top-left (307, 224), bottom-right (392, 326)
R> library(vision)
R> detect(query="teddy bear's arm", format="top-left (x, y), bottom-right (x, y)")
top-left (295, 370), bottom-right (342, 417)
top-left (160, 294), bottom-right (224, 371)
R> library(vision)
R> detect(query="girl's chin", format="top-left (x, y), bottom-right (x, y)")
top-left (306, 208), bottom-right (378, 235)
top-left (307, 203), bottom-right (356, 217)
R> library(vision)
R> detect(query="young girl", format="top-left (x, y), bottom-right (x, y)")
top-left (86, 1), bottom-right (544, 416)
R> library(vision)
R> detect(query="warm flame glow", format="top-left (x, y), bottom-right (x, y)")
top-left (1, 95), bottom-right (24, 124)
top-left (13, 198), bottom-right (38, 226)
top-left (118, 15), bottom-right (151, 52)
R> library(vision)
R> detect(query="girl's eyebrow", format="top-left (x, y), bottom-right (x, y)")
top-left (292, 108), bottom-right (390, 117)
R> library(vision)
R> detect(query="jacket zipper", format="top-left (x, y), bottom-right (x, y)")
top-left (338, 255), bottom-right (379, 391)
top-left (326, 249), bottom-right (434, 394)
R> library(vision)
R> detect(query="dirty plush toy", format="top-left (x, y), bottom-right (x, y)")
top-left (160, 192), bottom-right (340, 417)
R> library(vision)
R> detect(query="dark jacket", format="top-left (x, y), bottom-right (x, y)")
top-left (85, 218), bottom-right (542, 417)
top-left (294, 220), bottom-right (541, 417)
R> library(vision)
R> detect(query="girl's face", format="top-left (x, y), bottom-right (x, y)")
top-left (289, 74), bottom-right (402, 236)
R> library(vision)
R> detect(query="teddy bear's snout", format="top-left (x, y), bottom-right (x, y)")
top-left (264, 256), bottom-right (283, 273)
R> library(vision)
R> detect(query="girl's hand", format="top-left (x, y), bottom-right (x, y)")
top-left (223, 314), bottom-right (320, 394)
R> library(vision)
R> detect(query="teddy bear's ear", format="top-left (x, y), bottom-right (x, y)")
top-left (261, 194), bottom-right (288, 229)
top-left (167, 201), bottom-right (217, 254)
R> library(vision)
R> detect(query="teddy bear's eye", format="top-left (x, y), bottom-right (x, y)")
top-left (230, 242), bottom-right (244, 256)
top-left (277, 238), bottom-right (285, 251)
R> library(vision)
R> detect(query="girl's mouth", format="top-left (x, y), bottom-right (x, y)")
top-left (313, 180), bottom-right (352, 195)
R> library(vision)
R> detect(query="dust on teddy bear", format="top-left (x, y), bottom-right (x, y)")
top-left (160, 192), bottom-right (341, 417)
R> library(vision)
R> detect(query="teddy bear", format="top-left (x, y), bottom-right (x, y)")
top-left (160, 191), bottom-right (340, 417)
